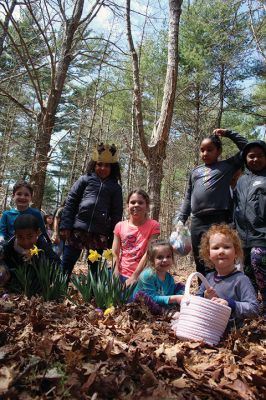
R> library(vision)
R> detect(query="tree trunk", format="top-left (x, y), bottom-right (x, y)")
top-left (31, 111), bottom-right (54, 208)
top-left (0, 104), bottom-right (15, 187)
top-left (126, 0), bottom-right (183, 220)
top-left (127, 99), bottom-right (137, 193)
top-left (0, 0), bottom-right (17, 56)
top-left (215, 63), bottom-right (225, 129)
top-left (147, 148), bottom-right (164, 220)
top-left (70, 117), bottom-right (83, 186)
top-left (194, 83), bottom-right (201, 165)
top-left (30, 0), bottom-right (102, 207)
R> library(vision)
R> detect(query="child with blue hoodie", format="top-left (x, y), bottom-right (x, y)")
top-left (0, 181), bottom-right (48, 242)
top-left (234, 140), bottom-right (266, 316)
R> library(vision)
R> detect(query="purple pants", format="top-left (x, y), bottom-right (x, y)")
top-left (251, 246), bottom-right (266, 304)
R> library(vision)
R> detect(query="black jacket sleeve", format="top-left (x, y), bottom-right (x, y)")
top-left (225, 130), bottom-right (248, 151)
top-left (178, 173), bottom-right (192, 224)
top-left (60, 176), bottom-right (89, 230)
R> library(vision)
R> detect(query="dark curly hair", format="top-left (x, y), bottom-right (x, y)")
top-left (201, 135), bottom-right (222, 151)
top-left (14, 214), bottom-right (39, 232)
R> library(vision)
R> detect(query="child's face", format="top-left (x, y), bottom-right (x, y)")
top-left (200, 139), bottom-right (221, 165)
top-left (95, 162), bottom-right (111, 180)
top-left (15, 228), bottom-right (39, 250)
top-left (209, 233), bottom-right (236, 275)
top-left (127, 193), bottom-right (148, 219)
top-left (13, 187), bottom-right (32, 211)
top-left (46, 215), bottom-right (53, 225)
top-left (246, 146), bottom-right (266, 172)
top-left (153, 245), bottom-right (174, 273)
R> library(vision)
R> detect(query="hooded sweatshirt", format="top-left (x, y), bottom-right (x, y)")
top-left (234, 140), bottom-right (266, 248)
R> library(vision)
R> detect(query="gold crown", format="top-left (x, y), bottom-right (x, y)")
top-left (91, 143), bottom-right (118, 163)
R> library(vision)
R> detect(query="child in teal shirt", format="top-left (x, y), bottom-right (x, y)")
top-left (134, 240), bottom-right (184, 308)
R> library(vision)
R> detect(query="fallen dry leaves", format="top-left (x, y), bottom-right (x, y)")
top-left (0, 292), bottom-right (265, 400)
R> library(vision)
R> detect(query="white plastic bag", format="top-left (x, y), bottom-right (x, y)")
top-left (169, 222), bottom-right (192, 256)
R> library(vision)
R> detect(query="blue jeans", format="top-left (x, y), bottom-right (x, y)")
top-left (119, 275), bottom-right (128, 284)
top-left (53, 240), bottom-right (64, 258)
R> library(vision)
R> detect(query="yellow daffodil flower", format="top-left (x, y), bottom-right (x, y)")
top-left (102, 249), bottom-right (113, 262)
top-left (88, 249), bottom-right (101, 263)
top-left (29, 245), bottom-right (42, 257)
top-left (103, 306), bottom-right (115, 317)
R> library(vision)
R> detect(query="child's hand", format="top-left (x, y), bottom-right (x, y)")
top-left (204, 287), bottom-right (218, 299)
top-left (52, 234), bottom-right (60, 245)
top-left (213, 128), bottom-right (228, 137)
top-left (175, 220), bottom-right (184, 230)
top-left (60, 229), bottom-right (71, 241)
top-left (211, 297), bottom-right (228, 306)
top-left (113, 267), bottom-right (120, 277)
top-left (169, 295), bottom-right (183, 304)
top-left (125, 275), bottom-right (138, 287)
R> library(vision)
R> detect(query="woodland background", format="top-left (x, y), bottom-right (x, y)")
top-left (0, 3), bottom-right (266, 398)
top-left (0, 0), bottom-right (265, 235)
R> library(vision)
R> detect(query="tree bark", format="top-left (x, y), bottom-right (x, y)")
top-left (30, 0), bottom-right (103, 207)
top-left (126, 0), bottom-right (183, 220)
top-left (215, 63), bottom-right (225, 129)
top-left (0, 0), bottom-right (17, 56)
top-left (194, 83), bottom-right (201, 165)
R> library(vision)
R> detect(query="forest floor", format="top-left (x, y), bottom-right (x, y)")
top-left (0, 259), bottom-right (265, 400)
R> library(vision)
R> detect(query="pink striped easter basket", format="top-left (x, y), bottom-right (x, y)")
top-left (173, 272), bottom-right (231, 345)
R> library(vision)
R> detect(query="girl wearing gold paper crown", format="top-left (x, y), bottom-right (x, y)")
top-left (60, 143), bottom-right (123, 277)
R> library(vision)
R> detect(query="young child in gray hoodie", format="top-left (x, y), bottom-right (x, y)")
top-left (197, 223), bottom-right (259, 327)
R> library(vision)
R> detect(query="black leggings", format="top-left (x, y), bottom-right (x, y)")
top-left (191, 211), bottom-right (231, 277)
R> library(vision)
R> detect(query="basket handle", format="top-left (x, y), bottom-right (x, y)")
top-left (184, 272), bottom-right (210, 296)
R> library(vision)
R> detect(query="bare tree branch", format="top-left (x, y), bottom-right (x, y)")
top-left (0, 86), bottom-right (35, 116)
top-left (0, 0), bottom-right (17, 56)
top-left (248, 0), bottom-right (266, 61)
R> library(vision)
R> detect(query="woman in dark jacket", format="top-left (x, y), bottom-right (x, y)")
top-left (60, 143), bottom-right (123, 277)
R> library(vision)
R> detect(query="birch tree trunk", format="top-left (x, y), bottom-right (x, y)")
top-left (126, 0), bottom-right (183, 219)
